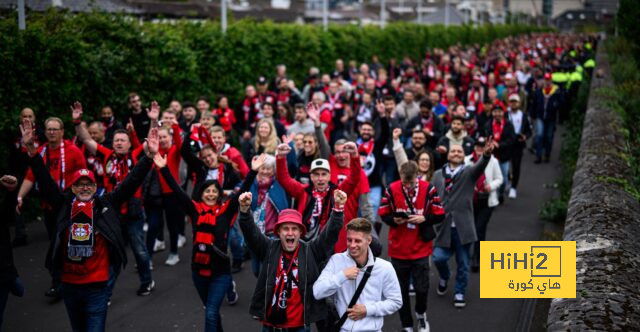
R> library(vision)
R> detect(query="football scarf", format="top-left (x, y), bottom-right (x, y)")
top-left (68, 199), bottom-right (95, 259)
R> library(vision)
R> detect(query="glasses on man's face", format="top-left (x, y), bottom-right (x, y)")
top-left (73, 182), bottom-right (95, 189)
top-left (46, 128), bottom-right (62, 132)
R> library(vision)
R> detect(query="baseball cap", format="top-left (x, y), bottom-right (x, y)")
top-left (257, 76), bottom-right (268, 85)
top-left (474, 136), bottom-right (487, 147)
top-left (310, 158), bottom-right (331, 173)
top-left (464, 112), bottom-right (475, 121)
top-left (273, 209), bottom-right (306, 235)
top-left (509, 94), bottom-right (520, 102)
top-left (70, 169), bottom-right (96, 186)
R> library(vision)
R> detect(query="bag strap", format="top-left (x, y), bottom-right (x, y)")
top-left (336, 260), bottom-right (375, 329)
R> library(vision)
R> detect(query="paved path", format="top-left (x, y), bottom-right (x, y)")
top-left (4, 132), bottom-right (562, 332)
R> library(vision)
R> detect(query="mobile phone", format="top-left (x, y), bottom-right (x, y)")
top-left (394, 212), bottom-right (409, 219)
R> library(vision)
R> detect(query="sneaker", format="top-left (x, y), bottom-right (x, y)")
top-left (231, 260), bottom-right (243, 274)
top-left (44, 287), bottom-right (61, 299)
top-left (153, 239), bottom-right (166, 253)
top-left (454, 293), bottom-right (466, 308)
top-left (437, 279), bottom-right (448, 296)
top-left (177, 234), bottom-right (186, 248)
top-left (402, 328), bottom-right (414, 332)
top-left (143, 222), bottom-right (149, 232)
top-left (227, 281), bottom-right (238, 305)
top-left (165, 253), bottom-right (180, 266)
top-left (508, 188), bottom-right (517, 199)
top-left (137, 280), bottom-right (155, 296)
top-left (416, 312), bottom-right (430, 332)
top-left (408, 282), bottom-right (416, 296)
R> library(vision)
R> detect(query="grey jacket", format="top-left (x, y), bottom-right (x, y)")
top-left (431, 155), bottom-right (490, 247)
top-left (238, 209), bottom-right (343, 326)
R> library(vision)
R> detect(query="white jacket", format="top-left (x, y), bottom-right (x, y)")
top-left (313, 248), bottom-right (402, 332)
top-left (464, 154), bottom-right (503, 207)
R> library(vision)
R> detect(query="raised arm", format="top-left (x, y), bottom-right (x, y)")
top-left (275, 143), bottom-right (306, 198)
top-left (237, 192), bottom-right (270, 260)
top-left (470, 136), bottom-right (494, 181)
top-left (70, 102), bottom-right (98, 155)
top-left (180, 131), bottom-right (206, 170)
top-left (392, 128), bottom-right (409, 171)
top-left (308, 103), bottom-right (331, 159)
top-left (336, 142), bottom-right (361, 196)
top-left (107, 128), bottom-right (158, 207)
top-left (20, 119), bottom-right (64, 208)
top-left (155, 153), bottom-right (197, 218)
top-left (311, 189), bottom-right (346, 260)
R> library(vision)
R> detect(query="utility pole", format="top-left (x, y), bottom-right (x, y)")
top-left (18, 0), bottom-right (25, 30)
top-left (323, 0), bottom-right (328, 31)
top-left (221, 0), bottom-right (227, 34)
top-left (380, 0), bottom-right (386, 28)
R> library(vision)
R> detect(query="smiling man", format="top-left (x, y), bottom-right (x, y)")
top-left (237, 189), bottom-right (347, 332)
top-left (313, 218), bottom-right (402, 332)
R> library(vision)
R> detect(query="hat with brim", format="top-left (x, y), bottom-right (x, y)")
top-left (274, 209), bottom-right (306, 235)
top-left (310, 158), bottom-right (331, 173)
top-left (70, 169), bottom-right (96, 187)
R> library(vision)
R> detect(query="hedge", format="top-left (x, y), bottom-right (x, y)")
top-left (0, 10), bottom-right (550, 165)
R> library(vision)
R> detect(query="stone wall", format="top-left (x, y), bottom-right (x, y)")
top-left (546, 42), bottom-right (640, 330)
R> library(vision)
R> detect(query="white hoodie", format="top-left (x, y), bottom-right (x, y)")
top-left (313, 248), bottom-right (402, 332)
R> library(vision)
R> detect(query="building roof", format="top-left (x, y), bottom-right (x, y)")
top-left (417, 4), bottom-right (465, 25)
top-left (0, 0), bottom-right (140, 13)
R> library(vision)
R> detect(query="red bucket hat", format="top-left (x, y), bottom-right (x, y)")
top-left (273, 209), bottom-right (306, 235)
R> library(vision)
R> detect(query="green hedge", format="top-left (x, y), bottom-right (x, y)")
top-left (0, 10), bottom-right (549, 156)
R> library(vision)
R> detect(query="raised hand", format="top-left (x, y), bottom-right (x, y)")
top-left (19, 119), bottom-right (35, 148)
top-left (392, 127), bottom-right (402, 140)
top-left (342, 141), bottom-right (358, 157)
top-left (0, 175), bottom-right (18, 191)
top-left (276, 143), bottom-right (292, 156)
top-left (145, 127), bottom-right (159, 157)
top-left (484, 136), bottom-right (496, 156)
top-left (238, 192), bottom-right (253, 212)
top-left (146, 100), bottom-right (160, 121)
top-left (251, 153), bottom-right (268, 171)
top-left (281, 133), bottom-right (294, 145)
top-left (153, 153), bottom-right (168, 169)
top-left (333, 189), bottom-right (347, 207)
top-left (126, 118), bottom-right (135, 133)
top-left (70, 101), bottom-right (83, 122)
top-left (307, 102), bottom-right (320, 124)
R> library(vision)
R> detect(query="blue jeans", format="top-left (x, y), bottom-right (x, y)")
top-left (192, 272), bottom-right (232, 332)
top-left (432, 227), bottom-right (472, 295)
top-left (369, 186), bottom-right (382, 223)
top-left (0, 277), bottom-right (24, 329)
top-left (535, 119), bottom-right (556, 159)
top-left (61, 283), bottom-right (110, 332)
top-left (122, 215), bottom-right (152, 285)
top-left (498, 161), bottom-right (510, 198)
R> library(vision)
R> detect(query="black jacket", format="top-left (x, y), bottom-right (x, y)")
top-left (507, 110), bottom-right (533, 152)
top-left (238, 209), bottom-right (342, 326)
top-left (28, 152), bottom-right (153, 275)
top-left (482, 119), bottom-right (517, 162)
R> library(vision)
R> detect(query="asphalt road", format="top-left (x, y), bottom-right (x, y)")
top-left (4, 133), bottom-right (562, 332)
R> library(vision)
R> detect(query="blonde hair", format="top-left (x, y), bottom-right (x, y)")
top-left (254, 119), bottom-right (279, 154)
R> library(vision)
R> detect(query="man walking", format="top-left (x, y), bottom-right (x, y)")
top-left (431, 139), bottom-right (495, 308)
top-left (237, 189), bottom-right (347, 331)
top-left (313, 218), bottom-right (402, 332)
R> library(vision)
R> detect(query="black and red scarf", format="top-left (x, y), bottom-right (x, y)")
top-left (492, 119), bottom-right (505, 142)
top-left (68, 199), bottom-right (95, 259)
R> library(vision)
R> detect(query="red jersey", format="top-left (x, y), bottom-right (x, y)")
top-left (25, 140), bottom-right (87, 190)
top-left (61, 231), bottom-right (110, 284)
top-left (379, 180), bottom-right (445, 259)
top-left (264, 252), bottom-right (304, 328)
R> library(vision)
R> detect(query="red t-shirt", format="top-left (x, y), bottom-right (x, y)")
top-left (24, 140), bottom-right (87, 190)
top-left (329, 156), bottom-right (370, 253)
top-left (61, 231), bottom-right (110, 284)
